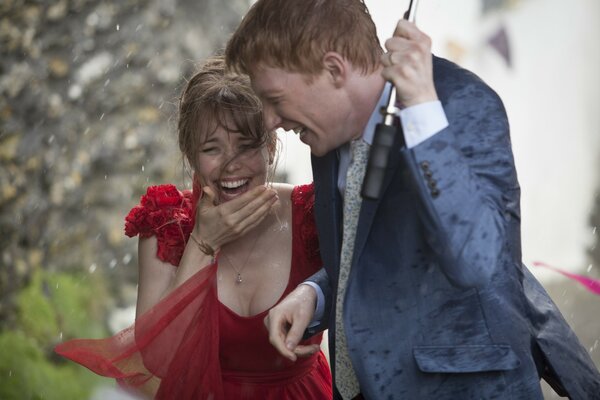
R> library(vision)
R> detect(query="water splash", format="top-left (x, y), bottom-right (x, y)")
top-left (123, 253), bottom-right (132, 264)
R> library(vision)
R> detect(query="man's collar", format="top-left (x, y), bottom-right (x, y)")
top-left (362, 82), bottom-right (392, 145)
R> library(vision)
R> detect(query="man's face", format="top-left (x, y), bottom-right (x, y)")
top-left (250, 65), bottom-right (355, 156)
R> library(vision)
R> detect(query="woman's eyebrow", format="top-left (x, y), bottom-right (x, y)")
top-left (201, 136), bottom-right (219, 145)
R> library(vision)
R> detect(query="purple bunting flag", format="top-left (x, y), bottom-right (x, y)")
top-left (487, 24), bottom-right (512, 67)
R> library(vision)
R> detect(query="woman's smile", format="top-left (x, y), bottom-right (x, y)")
top-left (217, 177), bottom-right (253, 202)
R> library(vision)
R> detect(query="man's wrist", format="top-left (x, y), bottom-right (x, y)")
top-left (397, 100), bottom-right (449, 148)
top-left (300, 282), bottom-right (324, 325)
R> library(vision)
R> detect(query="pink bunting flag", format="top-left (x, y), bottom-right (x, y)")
top-left (533, 261), bottom-right (600, 296)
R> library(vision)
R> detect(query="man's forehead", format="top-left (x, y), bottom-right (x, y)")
top-left (249, 65), bottom-right (287, 94)
top-left (250, 64), bottom-right (317, 95)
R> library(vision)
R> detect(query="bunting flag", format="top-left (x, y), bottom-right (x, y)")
top-left (533, 261), bottom-right (600, 296)
top-left (481, 0), bottom-right (523, 15)
top-left (487, 24), bottom-right (512, 67)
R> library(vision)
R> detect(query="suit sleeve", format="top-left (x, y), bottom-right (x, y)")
top-left (304, 267), bottom-right (332, 336)
top-left (401, 67), bottom-right (520, 288)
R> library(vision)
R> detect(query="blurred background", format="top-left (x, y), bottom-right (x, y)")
top-left (0, 0), bottom-right (598, 398)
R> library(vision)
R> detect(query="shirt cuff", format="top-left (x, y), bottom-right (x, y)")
top-left (300, 281), bottom-right (324, 328)
top-left (397, 100), bottom-right (449, 148)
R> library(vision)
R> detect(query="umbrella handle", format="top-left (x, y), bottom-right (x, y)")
top-left (361, 0), bottom-right (421, 200)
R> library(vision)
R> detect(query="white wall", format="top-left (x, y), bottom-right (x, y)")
top-left (277, 0), bottom-right (600, 281)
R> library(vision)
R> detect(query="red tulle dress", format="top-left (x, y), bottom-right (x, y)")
top-left (55, 183), bottom-right (332, 399)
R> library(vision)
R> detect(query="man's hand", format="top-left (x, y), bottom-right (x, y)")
top-left (381, 19), bottom-right (438, 107)
top-left (265, 284), bottom-right (320, 361)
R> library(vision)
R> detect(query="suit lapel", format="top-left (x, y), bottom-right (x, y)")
top-left (353, 128), bottom-right (404, 263)
top-left (311, 151), bottom-right (342, 277)
top-left (311, 123), bottom-right (404, 273)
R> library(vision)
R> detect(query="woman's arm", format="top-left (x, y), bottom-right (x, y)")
top-left (136, 237), bottom-right (177, 317)
top-left (135, 236), bottom-right (214, 318)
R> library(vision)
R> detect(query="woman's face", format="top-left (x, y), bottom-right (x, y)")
top-left (196, 123), bottom-right (270, 204)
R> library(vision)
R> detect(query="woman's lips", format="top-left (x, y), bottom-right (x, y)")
top-left (217, 178), bottom-right (250, 202)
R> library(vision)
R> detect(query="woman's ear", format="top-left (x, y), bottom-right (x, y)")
top-left (322, 52), bottom-right (347, 88)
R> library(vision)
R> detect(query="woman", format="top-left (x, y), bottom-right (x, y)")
top-left (55, 56), bottom-right (332, 399)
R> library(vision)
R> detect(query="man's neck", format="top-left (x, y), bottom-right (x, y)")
top-left (349, 68), bottom-right (386, 140)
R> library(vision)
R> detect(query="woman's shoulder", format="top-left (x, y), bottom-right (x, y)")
top-left (269, 182), bottom-right (315, 213)
top-left (124, 184), bottom-right (194, 237)
top-left (124, 184), bottom-right (195, 266)
top-left (290, 183), bottom-right (314, 210)
top-left (288, 182), bottom-right (321, 270)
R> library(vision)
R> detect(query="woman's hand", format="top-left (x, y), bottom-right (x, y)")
top-left (194, 185), bottom-right (279, 250)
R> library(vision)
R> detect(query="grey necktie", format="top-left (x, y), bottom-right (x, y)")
top-left (335, 139), bottom-right (369, 399)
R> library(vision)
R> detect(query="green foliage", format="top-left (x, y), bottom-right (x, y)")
top-left (0, 268), bottom-right (114, 399)
top-left (46, 272), bottom-right (109, 340)
top-left (16, 271), bottom-right (59, 346)
top-left (0, 331), bottom-right (106, 400)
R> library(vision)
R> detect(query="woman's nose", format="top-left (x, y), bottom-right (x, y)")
top-left (223, 151), bottom-right (242, 172)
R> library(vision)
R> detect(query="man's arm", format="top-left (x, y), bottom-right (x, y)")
top-left (302, 267), bottom-right (332, 336)
top-left (383, 20), bottom-right (517, 288)
top-left (402, 66), bottom-right (517, 288)
top-left (265, 267), bottom-right (332, 361)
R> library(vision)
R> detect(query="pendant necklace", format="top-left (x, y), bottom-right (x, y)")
top-left (221, 232), bottom-right (261, 285)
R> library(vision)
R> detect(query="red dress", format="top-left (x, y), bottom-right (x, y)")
top-left (55, 183), bottom-right (332, 399)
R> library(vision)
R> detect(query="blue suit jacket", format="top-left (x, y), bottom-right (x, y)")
top-left (307, 56), bottom-right (600, 399)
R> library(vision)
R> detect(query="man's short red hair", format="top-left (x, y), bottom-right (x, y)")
top-left (225, 0), bottom-right (383, 77)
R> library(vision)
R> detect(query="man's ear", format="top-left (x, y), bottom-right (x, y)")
top-left (322, 52), bottom-right (347, 88)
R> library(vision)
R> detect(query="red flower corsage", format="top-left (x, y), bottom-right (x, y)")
top-left (124, 184), bottom-right (195, 266)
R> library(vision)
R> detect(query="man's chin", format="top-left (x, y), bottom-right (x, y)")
top-left (299, 135), bottom-right (330, 156)
top-left (309, 146), bottom-right (328, 157)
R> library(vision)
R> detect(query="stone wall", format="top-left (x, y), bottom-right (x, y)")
top-left (0, 0), bottom-right (248, 329)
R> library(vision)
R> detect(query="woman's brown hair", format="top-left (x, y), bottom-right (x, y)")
top-left (178, 55), bottom-right (276, 176)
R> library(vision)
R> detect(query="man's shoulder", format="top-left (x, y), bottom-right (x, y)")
top-left (433, 55), bottom-right (484, 85)
top-left (432, 55), bottom-right (502, 105)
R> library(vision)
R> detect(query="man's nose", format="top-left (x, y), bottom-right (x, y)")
top-left (263, 105), bottom-right (282, 131)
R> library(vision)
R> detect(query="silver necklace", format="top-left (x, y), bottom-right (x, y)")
top-left (221, 233), bottom-right (261, 284)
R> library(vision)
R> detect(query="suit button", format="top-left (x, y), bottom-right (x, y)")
top-left (424, 170), bottom-right (433, 178)
top-left (431, 188), bottom-right (440, 198)
top-left (420, 161), bottom-right (430, 170)
top-left (428, 180), bottom-right (437, 189)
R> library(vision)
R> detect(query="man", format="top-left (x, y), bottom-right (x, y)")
top-left (225, 0), bottom-right (600, 398)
